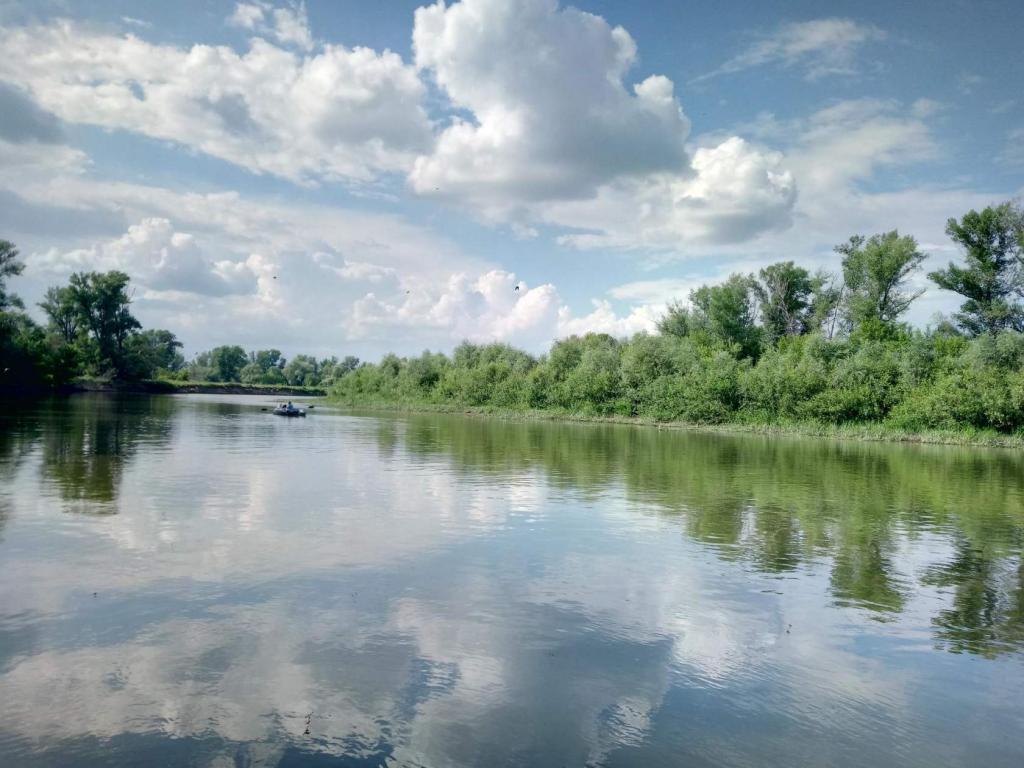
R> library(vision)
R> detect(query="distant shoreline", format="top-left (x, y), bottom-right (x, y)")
top-left (1, 379), bottom-right (326, 398)
top-left (328, 400), bottom-right (1024, 449)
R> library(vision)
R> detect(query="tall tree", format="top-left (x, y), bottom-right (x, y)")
top-left (657, 300), bottom-right (693, 338)
top-left (0, 240), bottom-right (25, 311)
top-left (251, 348), bottom-right (285, 373)
top-left (928, 203), bottom-right (1024, 335)
top-left (690, 274), bottom-right (762, 358)
top-left (39, 286), bottom-right (80, 344)
top-left (125, 329), bottom-right (184, 377)
top-left (754, 261), bottom-right (817, 345)
top-left (283, 354), bottom-right (319, 386)
top-left (811, 272), bottom-right (844, 340)
top-left (837, 231), bottom-right (926, 334)
top-left (338, 355), bottom-right (360, 375)
top-left (208, 345), bottom-right (248, 382)
top-left (68, 271), bottom-right (141, 374)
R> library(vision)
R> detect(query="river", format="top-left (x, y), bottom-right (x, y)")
top-left (1, 394), bottom-right (1022, 766)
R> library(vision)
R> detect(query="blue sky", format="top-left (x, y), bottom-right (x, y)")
top-left (0, 0), bottom-right (1021, 359)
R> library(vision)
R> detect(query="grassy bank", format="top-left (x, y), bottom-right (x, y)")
top-left (327, 396), bottom-right (1024, 448)
top-left (67, 378), bottom-right (326, 397)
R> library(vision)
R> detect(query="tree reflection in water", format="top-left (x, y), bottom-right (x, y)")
top-left (1, 394), bottom-right (176, 511)
top-left (396, 414), bottom-right (1024, 657)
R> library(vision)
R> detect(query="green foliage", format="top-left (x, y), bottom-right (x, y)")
top-left (8, 198), bottom-right (1024, 436)
top-left (1, 239), bottom-right (352, 391)
top-left (68, 270), bottom-right (142, 376)
top-left (656, 300), bottom-right (692, 337)
top-left (753, 261), bottom-right (818, 345)
top-left (39, 286), bottom-right (79, 344)
top-left (283, 354), bottom-right (319, 386)
top-left (206, 345), bottom-right (248, 382)
top-left (740, 336), bottom-right (830, 419)
top-left (929, 203), bottom-right (1024, 335)
top-left (888, 367), bottom-right (1024, 433)
top-left (123, 329), bottom-right (184, 379)
top-left (690, 274), bottom-right (762, 359)
top-left (0, 240), bottom-right (24, 311)
top-left (330, 321), bottom-right (1024, 436)
top-left (837, 231), bottom-right (926, 334)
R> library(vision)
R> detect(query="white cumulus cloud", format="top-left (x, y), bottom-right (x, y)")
top-left (0, 19), bottom-right (432, 184)
top-left (349, 269), bottom-right (660, 349)
top-left (229, 2), bottom-right (314, 51)
top-left (408, 0), bottom-right (797, 247)
top-left (33, 218), bottom-right (262, 298)
top-left (410, 0), bottom-right (691, 210)
top-left (551, 137), bottom-right (796, 251)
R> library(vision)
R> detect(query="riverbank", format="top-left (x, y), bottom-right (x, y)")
top-left (328, 398), bottom-right (1024, 448)
top-left (74, 379), bottom-right (325, 396)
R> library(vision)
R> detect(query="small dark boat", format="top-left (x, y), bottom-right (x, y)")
top-left (273, 404), bottom-right (306, 417)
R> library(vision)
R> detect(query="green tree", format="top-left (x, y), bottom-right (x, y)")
top-left (123, 329), bottom-right (184, 378)
top-left (251, 348), bottom-right (285, 373)
top-left (239, 362), bottom-right (263, 384)
top-left (656, 300), bottom-right (693, 338)
top-left (68, 271), bottom-right (141, 375)
top-left (837, 231), bottom-right (926, 335)
top-left (928, 203), bottom-right (1024, 335)
top-left (240, 348), bottom-right (287, 383)
top-left (283, 354), bottom-right (319, 386)
top-left (754, 261), bottom-right (817, 345)
top-left (39, 286), bottom-right (80, 344)
top-left (0, 240), bottom-right (25, 311)
top-left (811, 272), bottom-right (844, 340)
top-left (207, 345), bottom-right (247, 382)
top-left (690, 274), bottom-right (762, 358)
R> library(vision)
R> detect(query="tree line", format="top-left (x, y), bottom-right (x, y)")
top-left (0, 248), bottom-right (354, 390)
top-left (179, 346), bottom-right (359, 388)
top-left (332, 202), bottom-right (1024, 436)
top-left (4, 201), bottom-right (1023, 432)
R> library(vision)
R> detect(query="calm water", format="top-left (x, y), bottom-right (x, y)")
top-left (1, 395), bottom-right (1023, 767)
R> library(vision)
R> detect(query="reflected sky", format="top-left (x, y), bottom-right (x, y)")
top-left (0, 395), bottom-right (1022, 767)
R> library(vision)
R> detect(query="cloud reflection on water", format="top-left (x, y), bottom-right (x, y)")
top-left (0, 397), bottom-right (1022, 766)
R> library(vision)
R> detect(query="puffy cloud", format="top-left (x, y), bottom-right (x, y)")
top-left (556, 300), bottom-right (660, 338)
top-left (407, 0), bottom-right (797, 247)
top-left (351, 270), bottom-right (561, 346)
top-left (269, 2), bottom-right (313, 51)
top-left (410, 0), bottom-right (691, 209)
top-left (0, 18), bottom-right (432, 183)
top-left (695, 18), bottom-right (886, 82)
top-left (229, 2), bottom-right (313, 51)
top-left (349, 269), bottom-right (660, 348)
top-left (551, 137), bottom-right (796, 251)
top-left (228, 3), bottom-right (267, 31)
top-left (33, 218), bottom-right (262, 298)
top-left (0, 1), bottom-right (801, 251)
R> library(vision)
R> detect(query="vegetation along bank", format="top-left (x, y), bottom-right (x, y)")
top-left (4, 202), bottom-right (1024, 444)
top-left (329, 202), bottom-right (1024, 445)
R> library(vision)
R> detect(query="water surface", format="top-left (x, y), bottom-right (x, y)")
top-left (1, 394), bottom-right (1022, 766)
